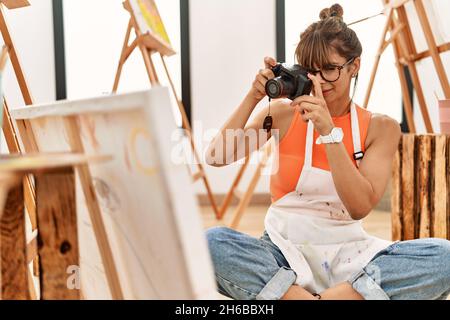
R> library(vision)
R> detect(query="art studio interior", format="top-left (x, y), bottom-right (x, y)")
top-left (0, 0), bottom-right (449, 302)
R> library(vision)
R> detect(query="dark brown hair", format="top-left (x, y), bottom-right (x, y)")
top-left (295, 3), bottom-right (362, 70)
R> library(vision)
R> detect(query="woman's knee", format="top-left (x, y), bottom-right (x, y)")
top-left (427, 238), bottom-right (450, 272)
top-left (205, 227), bottom-right (236, 268)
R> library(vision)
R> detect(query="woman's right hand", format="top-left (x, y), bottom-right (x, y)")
top-left (249, 56), bottom-right (277, 101)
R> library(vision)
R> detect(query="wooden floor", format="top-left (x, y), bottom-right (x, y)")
top-left (200, 205), bottom-right (392, 240)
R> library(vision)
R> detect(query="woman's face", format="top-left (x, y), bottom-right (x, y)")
top-left (311, 51), bottom-right (360, 103)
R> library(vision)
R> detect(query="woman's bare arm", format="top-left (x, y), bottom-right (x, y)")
top-left (326, 115), bottom-right (401, 220)
top-left (205, 57), bottom-right (278, 167)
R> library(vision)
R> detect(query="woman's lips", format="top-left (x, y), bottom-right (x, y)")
top-left (322, 88), bottom-right (333, 96)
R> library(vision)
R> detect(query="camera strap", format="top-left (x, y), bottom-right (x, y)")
top-left (263, 98), bottom-right (273, 132)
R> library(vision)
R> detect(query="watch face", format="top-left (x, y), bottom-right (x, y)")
top-left (332, 128), bottom-right (344, 141)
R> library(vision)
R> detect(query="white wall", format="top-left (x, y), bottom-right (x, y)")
top-left (191, 0), bottom-right (276, 195)
top-left (2, 1), bottom-right (55, 107)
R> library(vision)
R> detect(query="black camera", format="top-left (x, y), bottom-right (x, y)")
top-left (265, 63), bottom-right (312, 100)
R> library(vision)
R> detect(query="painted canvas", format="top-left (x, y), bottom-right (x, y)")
top-left (128, 0), bottom-right (175, 55)
top-left (11, 88), bottom-right (217, 299)
top-left (0, 0), bottom-right (30, 10)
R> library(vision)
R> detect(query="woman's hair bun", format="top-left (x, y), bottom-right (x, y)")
top-left (319, 3), bottom-right (344, 20)
top-left (319, 8), bottom-right (330, 20)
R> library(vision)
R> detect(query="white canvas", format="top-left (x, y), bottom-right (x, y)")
top-left (11, 88), bottom-right (217, 299)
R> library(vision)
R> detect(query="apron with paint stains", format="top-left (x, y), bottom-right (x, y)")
top-left (264, 103), bottom-right (395, 293)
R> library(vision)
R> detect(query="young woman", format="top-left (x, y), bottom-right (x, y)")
top-left (204, 4), bottom-right (450, 300)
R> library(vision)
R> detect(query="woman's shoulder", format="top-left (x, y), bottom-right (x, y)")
top-left (369, 112), bottom-right (400, 129)
top-left (365, 112), bottom-right (401, 149)
top-left (269, 98), bottom-right (296, 126)
top-left (269, 98), bottom-right (299, 143)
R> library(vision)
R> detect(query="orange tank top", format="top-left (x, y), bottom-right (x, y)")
top-left (270, 105), bottom-right (372, 203)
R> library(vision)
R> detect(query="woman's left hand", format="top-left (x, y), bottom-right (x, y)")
top-left (290, 73), bottom-right (334, 136)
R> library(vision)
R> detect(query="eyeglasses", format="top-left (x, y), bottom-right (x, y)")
top-left (307, 57), bottom-right (356, 83)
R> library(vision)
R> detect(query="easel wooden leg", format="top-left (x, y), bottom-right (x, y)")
top-left (159, 54), bottom-right (220, 218)
top-left (229, 163), bottom-right (264, 229)
top-left (229, 143), bottom-right (272, 229)
top-left (392, 45), bottom-right (416, 133)
top-left (35, 167), bottom-right (80, 300)
top-left (363, 10), bottom-right (392, 108)
top-left (0, 6), bottom-right (33, 105)
top-left (3, 102), bottom-right (37, 230)
top-left (388, 8), bottom-right (416, 133)
top-left (395, 6), bottom-right (434, 133)
top-left (113, 19), bottom-right (133, 93)
top-left (414, 0), bottom-right (450, 98)
top-left (1, 180), bottom-right (30, 300)
top-left (218, 157), bottom-right (250, 220)
top-left (140, 46), bottom-right (158, 85)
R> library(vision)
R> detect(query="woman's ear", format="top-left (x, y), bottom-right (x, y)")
top-left (351, 57), bottom-right (361, 77)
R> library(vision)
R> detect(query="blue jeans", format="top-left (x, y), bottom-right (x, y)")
top-left (205, 226), bottom-right (450, 300)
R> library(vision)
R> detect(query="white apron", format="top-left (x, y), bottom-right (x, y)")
top-left (265, 103), bottom-right (394, 293)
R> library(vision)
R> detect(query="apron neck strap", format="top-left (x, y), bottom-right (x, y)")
top-left (350, 102), bottom-right (363, 168)
top-left (305, 120), bottom-right (314, 168)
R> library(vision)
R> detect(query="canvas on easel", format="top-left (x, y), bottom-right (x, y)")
top-left (10, 88), bottom-right (218, 299)
top-left (0, 0), bottom-right (29, 10)
top-left (128, 0), bottom-right (175, 56)
top-left (113, 0), bottom-right (220, 218)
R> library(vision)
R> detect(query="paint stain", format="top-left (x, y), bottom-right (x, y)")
top-left (79, 115), bottom-right (100, 150)
top-left (93, 178), bottom-right (121, 213)
top-left (35, 118), bottom-right (48, 130)
top-left (129, 127), bottom-right (157, 176)
top-left (124, 144), bottom-right (132, 172)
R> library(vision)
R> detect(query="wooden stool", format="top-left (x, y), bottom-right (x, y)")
top-left (0, 153), bottom-right (110, 300)
top-left (391, 134), bottom-right (450, 241)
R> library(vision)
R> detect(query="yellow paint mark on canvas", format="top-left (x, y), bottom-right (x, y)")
top-left (129, 127), bottom-right (157, 176)
top-left (137, 0), bottom-right (171, 46)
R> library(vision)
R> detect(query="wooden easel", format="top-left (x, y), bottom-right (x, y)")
top-left (0, 0), bottom-right (124, 299)
top-left (0, 0), bottom-right (36, 230)
top-left (364, 0), bottom-right (450, 133)
top-left (226, 139), bottom-right (274, 229)
top-left (112, 0), bottom-right (220, 218)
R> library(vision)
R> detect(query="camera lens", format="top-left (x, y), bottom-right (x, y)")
top-left (266, 80), bottom-right (282, 98)
top-left (265, 76), bottom-right (295, 99)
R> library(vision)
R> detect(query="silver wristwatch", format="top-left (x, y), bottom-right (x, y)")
top-left (316, 127), bottom-right (344, 144)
